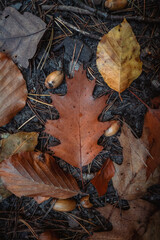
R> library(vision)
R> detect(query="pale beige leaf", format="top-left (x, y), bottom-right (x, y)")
top-left (0, 52), bottom-right (28, 126)
top-left (0, 7), bottom-right (46, 68)
top-left (96, 19), bottom-right (142, 93)
top-left (112, 123), bottom-right (160, 200)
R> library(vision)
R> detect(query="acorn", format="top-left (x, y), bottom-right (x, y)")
top-left (52, 198), bottom-right (76, 212)
top-left (45, 70), bottom-right (64, 89)
top-left (80, 195), bottom-right (93, 208)
top-left (105, 0), bottom-right (128, 11)
top-left (104, 120), bottom-right (120, 137)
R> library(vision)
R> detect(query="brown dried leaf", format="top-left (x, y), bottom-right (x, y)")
top-left (144, 99), bottom-right (160, 178)
top-left (0, 7), bottom-right (46, 68)
top-left (45, 67), bottom-right (110, 168)
top-left (0, 131), bottom-right (38, 201)
top-left (91, 158), bottom-right (115, 196)
top-left (112, 123), bottom-right (160, 200)
top-left (89, 199), bottom-right (156, 240)
top-left (96, 19), bottom-right (142, 93)
top-left (0, 151), bottom-right (80, 199)
top-left (0, 52), bottom-right (27, 126)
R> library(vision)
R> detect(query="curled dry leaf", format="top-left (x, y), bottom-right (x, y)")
top-left (52, 198), bottom-right (76, 212)
top-left (96, 19), bottom-right (142, 93)
top-left (0, 7), bottom-right (46, 68)
top-left (0, 151), bottom-right (80, 199)
top-left (45, 66), bottom-right (110, 168)
top-left (39, 231), bottom-right (59, 240)
top-left (105, 0), bottom-right (128, 11)
top-left (112, 123), bottom-right (160, 200)
top-left (0, 52), bottom-right (27, 126)
top-left (89, 199), bottom-right (156, 240)
top-left (91, 158), bottom-right (115, 196)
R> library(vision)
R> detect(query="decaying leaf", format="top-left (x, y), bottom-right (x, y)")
top-left (96, 19), bottom-right (142, 93)
top-left (0, 151), bottom-right (80, 199)
top-left (89, 199), bottom-right (156, 240)
top-left (0, 132), bottom-right (38, 201)
top-left (0, 52), bottom-right (28, 126)
top-left (45, 67), bottom-right (110, 168)
top-left (0, 7), bottom-right (46, 68)
top-left (141, 211), bottom-right (160, 240)
top-left (112, 123), bottom-right (160, 200)
top-left (0, 132), bottom-right (39, 162)
top-left (91, 158), bottom-right (115, 196)
top-left (144, 99), bottom-right (160, 178)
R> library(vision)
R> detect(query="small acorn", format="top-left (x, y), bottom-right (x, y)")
top-left (52, 198), bottom-right (76, 212)
top-left (104, 120), bottom-right (120, 137)
top-left (45, 70), bottom-right (64, 89)
top-left (80, 195), bottom-right (93, 208)
top-left (105, 0), bottom-right (128, 11)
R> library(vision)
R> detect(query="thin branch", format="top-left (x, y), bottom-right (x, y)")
top-left (42, 3), bottom-right (160, 24)
top-left (55, 17), bottom-right (101, 40)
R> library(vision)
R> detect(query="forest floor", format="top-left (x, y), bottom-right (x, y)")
top-left (0, 0), bottom-right (160, 240)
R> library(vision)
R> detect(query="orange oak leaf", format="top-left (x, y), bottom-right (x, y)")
top-left (45, 67), bottom-right (110, 168)
top-left (144, 97), bottom-right (160, 178)
top-left (0, 151), bottom-right (80, 199)
top-left (91, 158), bottom-right (115, 196)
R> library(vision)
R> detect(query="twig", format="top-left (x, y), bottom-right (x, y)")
top-left (73, 0), bottom-right (108, 18)
top-left (27, 96), bottom-right (53, 107)
top-left (42, 3), bottom-right (160, 24)
top-left (42, 5), bottom-right (95, 16)
top-left (56, 17), bottom-right (101, 40)
top-left (18, 115), bottom-right (36, 130)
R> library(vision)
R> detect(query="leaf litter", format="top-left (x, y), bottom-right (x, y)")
top-left (0, 1), bottom-right (159, 239)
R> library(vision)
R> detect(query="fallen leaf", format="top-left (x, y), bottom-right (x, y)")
top-left (141, 210), bottom-right (160, 240)
top-left (39, 231), bottom-right (59, 240)
top-left (0, 151), bottom-right (80, 199)
top-left (112, 123), bottom-right (160, 200)
top-left (0, 131), bottom-right (38, 201)
top-left (89, 199), bottom-right (156, 240)
top-left (96, 19), bottom-right (142, 93)
top-left (0, 132), bottom-right (39, 162)
top-left (0, 7), bottom-right (46, 68)
top-left (144, 99), bottom-right (160, 178)
top-left (91, 158), bottom-right (115, 196)
top-left (0, 52), bottom-right (28, 126)
top-left (45, 67), bottom-right (110, 168)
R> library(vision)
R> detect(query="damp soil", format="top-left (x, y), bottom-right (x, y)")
top-left (0, 0), bottom-right (160, 239)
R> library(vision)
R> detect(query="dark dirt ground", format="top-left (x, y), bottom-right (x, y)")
top-left (0, 0), bottom-right (160, 239)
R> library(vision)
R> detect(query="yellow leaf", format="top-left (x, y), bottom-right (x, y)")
top-left (96, 19), bottom-right (142, 93)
